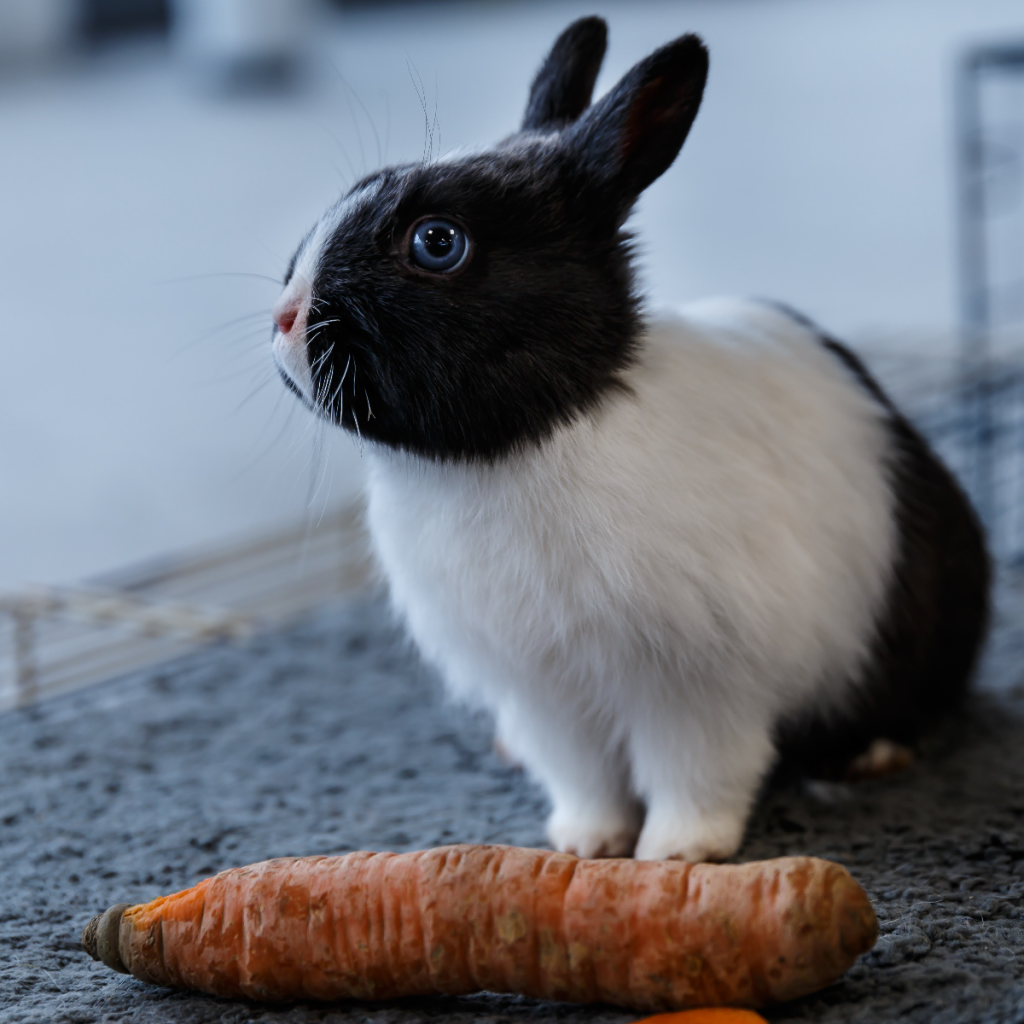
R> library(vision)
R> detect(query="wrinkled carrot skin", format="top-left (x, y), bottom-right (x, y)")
top-left (117, 845), bottom-right (876, 1012)
top-left (634, 1011), bottom-right (768, 1023)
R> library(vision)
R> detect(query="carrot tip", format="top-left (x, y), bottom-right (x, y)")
top-left (82, 903), bottom-right (133, 974)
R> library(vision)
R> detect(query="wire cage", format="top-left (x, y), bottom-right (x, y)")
top-left (955, 40), bottom-right (1024, 563)
top-left (0, 505), bottom-right (373, 711)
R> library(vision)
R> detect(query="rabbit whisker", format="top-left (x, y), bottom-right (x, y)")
top-left (352, 407), bottom-right (363, 454)
top-left (309, 343), bottom-right (336, 378)
top-left (316, 366), bottom-right (335, 416)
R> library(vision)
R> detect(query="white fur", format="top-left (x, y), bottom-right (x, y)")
top-left (361, 299), bottom-right (897, 860)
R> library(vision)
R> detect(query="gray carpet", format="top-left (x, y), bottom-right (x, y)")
top-left (5, 588), bottom-right (1024, 1024)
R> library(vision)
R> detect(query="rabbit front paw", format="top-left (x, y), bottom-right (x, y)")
top-left (547, 805), bottom-right (642, 859)
top-left (633, 807), bottom-right (745, 863)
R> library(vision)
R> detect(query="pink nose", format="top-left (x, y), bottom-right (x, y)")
top-left (273, 298), bottom-right (300, 334)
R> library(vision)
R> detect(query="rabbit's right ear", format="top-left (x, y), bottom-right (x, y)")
top-left (568, 34), bottom-right (708, 213)
top-left (522, 17), bottom-right (608, 131)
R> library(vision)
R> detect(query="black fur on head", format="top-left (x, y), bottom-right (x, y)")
top-left (290, 19), bottom-right (708, 460)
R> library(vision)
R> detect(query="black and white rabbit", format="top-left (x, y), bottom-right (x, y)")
top-left (271, 18), bottom-right (990, 861)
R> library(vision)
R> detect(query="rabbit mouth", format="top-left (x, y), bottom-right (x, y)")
top-left (272, 268), bottom-right (317, 398)
top-left (272, 338), bottom-right (360, 430)
top-left (275, 363), bottom-right (314, 412)
top-left (309, 347), bottom-right (354, 423)
top-left (271, 288), bottom-right (359, 424)
top-left (272, 327), bottom-right (313, 399)
top-left (272, 284), bottom-right (379, 437)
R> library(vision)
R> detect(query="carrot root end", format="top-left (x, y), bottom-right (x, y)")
top-left (82, 903), bottom-right (133, 974)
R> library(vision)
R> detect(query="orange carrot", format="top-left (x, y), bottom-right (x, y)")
top-left (82, 845), bottom-right (876, 1012)
top-left (634, 1011), bottom-right (768, 1024)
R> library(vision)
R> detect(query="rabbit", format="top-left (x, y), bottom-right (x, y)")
top-left (271, 17), bottom-right (990, 861)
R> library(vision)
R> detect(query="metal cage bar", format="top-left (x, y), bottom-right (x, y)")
top-left (956, 40), bottom-right (1024, 562)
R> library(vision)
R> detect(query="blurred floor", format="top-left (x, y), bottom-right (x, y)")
top-left (1, 0), bottom-right (1022, 590)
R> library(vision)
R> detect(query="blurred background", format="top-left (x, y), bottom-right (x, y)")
top-left (1, 0), bottom-right (1023, 702)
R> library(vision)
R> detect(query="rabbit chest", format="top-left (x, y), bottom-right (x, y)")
top-left (364, 302), bottom-right (897, 719)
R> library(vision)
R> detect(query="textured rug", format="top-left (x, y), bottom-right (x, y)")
top-left (4, 587), bottom-right (1024, 1024)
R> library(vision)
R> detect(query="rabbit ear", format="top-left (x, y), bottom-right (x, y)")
top-left (569, 34), bottom-right (708, 206)
top-left (521, 17), bottom-right (608, 131)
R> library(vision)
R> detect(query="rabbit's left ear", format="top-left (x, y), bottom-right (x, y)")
top-left (522, 17), bottom-right (608, 131)
top-left (569, 34), bottom-right (708, 208)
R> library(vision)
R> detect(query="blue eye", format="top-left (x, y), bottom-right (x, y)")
top-left (409, 218), bottom-right (470, 273)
